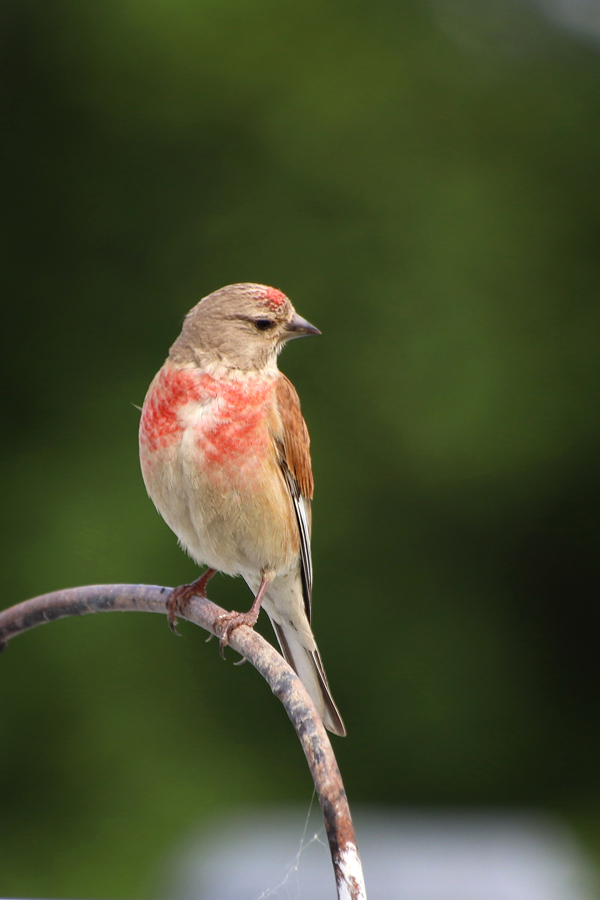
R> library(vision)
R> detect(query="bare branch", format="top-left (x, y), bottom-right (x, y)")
top-left (0, 584), bottom-right (367, 900)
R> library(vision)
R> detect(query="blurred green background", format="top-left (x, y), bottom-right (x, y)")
top-left (3, 0), bottom-right (600, 896)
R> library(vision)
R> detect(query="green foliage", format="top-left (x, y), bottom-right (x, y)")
top-left (3, 0), bottom-right (600, 895)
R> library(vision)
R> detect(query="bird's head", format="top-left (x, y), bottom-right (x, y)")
top-left (171, 283), bottom-right (320, 372)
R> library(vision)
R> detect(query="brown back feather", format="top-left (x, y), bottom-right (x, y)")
top-left (275, 375), bottom-right (314, 500)
top-left (273, 374), bottom-right (314, 620)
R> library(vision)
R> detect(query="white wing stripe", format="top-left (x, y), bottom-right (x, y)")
top-left (282, 466), bottom-right (313, 621)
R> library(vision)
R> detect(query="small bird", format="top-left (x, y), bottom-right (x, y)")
top-left (139, 283), bottom-right (345, 736)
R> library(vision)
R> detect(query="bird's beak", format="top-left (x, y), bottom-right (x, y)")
top-left (284, 312), bottom-right (321, 340)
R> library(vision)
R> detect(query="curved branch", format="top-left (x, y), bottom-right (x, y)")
top-left (0, 585), bottom-right (367, 900)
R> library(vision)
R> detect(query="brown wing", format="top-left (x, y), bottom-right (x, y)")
top-left (274, 374), bottom-right (314, 621)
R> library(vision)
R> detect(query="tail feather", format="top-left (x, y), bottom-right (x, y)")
top-left (272, 620), bottom-right (346, 737)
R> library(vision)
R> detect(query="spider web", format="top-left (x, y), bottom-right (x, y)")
top-left (250, 792), bottom-right (329, 900)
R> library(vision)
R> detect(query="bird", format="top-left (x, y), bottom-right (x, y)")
top-left (138, 283), bottom-right (346, 736)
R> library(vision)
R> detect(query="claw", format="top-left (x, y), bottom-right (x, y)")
top-left (166, 568), bottom-right (216, 635)
top-left (210, 573), bottom-right (271, 658)
top-left (214, 609), bottom-right (259, 657)
top-left (166, 592), bottom-right (183, 635)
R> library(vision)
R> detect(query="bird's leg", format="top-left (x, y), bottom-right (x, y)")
top-left (167, 568), bottom-right (217, 635)
top-left (215, 573), bottom-right (272, 656)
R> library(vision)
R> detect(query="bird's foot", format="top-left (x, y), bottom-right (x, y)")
top-left (214, 609), bottom-right (260, 657)
top-left (213, 573), bottom-right (272, 657)
top-left (167, 568), bottom-right (216, 635)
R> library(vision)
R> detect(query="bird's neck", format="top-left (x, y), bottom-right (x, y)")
top-left (170, 342), bottom-right (279, 381)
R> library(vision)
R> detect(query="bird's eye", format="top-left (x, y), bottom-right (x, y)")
top-left (254, 318), bottom-right (274, 331)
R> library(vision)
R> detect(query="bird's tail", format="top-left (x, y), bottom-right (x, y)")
top-left (271, 620), bottom-right (346, 737)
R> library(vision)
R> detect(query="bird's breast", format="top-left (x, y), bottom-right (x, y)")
top-left (140, 362), bottom-right (278, 486)
top-left (139, 361), bottom-right (295, 573)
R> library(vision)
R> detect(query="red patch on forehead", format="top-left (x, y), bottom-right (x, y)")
top-left (261, 287), bottom-right (288, 311)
